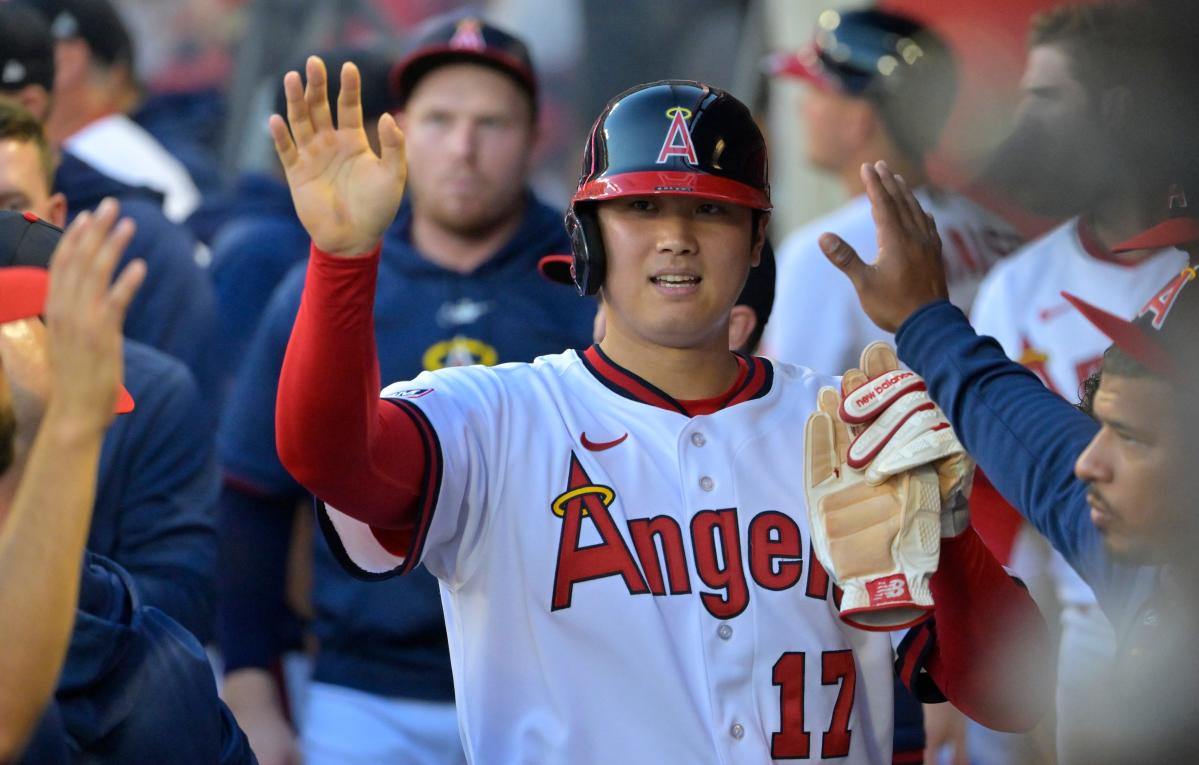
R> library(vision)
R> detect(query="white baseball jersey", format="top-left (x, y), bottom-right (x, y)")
top-left (764, 187), bottom-right (1022, 375)
top-left (319, 347), bottom-right (922, 764)
top-left (971, 216), bottom-right (1189, 610)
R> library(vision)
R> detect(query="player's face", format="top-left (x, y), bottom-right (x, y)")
top-left (1074, 372), bottom-right (1184, 564)
top-left (987, 44), bottom-right (1109, 217)
top-left (399, 63), bottom-right (535, 237)
top-left (0, 138), bottom-right (64, 224)
top-left (801, 86), bottom-right (866, 172)
top-left (596, 195), bottom-right (762, 350)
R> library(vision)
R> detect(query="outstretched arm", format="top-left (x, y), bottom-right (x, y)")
top-left (0, 204), bottom-right (144, 761)
top-left (270, 57), bottom-right (426, 531)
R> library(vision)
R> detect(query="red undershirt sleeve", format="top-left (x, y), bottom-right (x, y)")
top-left (923, 527), bottom-right (1053, 732)
top-left (275, 243), bottom-right (426, 535)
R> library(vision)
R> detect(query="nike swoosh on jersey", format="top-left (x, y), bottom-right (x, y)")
top-left (580, 432), bottom-right (628, 451)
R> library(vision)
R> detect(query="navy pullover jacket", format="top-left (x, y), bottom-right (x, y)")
top-left (55, 152), bottom-right (220, 415)
top-left (89, 340), bottom-right (220, 642)
top-left (218, 195), bottom-right (594, 699)
top-left (19, 554), bottom-right (255, 764)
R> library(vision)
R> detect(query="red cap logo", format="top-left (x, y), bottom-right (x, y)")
top-left (656, 107), bottom-right (698, 165)
top-left (1139, 266), bottom-right (1197, 330)
top-left (450, 18), bottom-right (486, 51)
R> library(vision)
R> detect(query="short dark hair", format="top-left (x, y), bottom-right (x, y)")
top-left (0, 98), bottom-right (55, 190)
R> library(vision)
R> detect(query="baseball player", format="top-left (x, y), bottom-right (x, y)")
top-left (763, 8), bottom-right (1021, 376)
top-left (268, 57), bottom-right (1049, 763)
top-left (967, 7), bottom-right (1192, 760)
top-left (218, 16), bottom-right (592, 765)
top-left (0, 207), bottom-right (255, 765)
top-left (822, 155), bottom-right (1199, 762)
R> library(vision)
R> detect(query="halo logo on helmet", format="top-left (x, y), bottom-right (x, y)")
top-left (562, 80), bottom-right (772, 297)
top-left (657, 107), bottom-right (698, 165)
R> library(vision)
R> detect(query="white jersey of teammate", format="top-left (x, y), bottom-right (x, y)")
top-left (971, 216), bottom-right (1188, 609)
top-left (320, 347), bottom-right (915, 764)
top-left (764, 187), bottom-right (1022, 375)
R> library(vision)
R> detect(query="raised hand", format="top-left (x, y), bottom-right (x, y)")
top-left (270, 56), bottom-right (407, 258)
top-left (818, 160), bottom-right (949, 332)
top-left (42, 198), bottom-right (145, 430)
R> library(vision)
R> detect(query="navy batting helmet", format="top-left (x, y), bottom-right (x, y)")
top-left (547, 80), bottom-right (770, 296)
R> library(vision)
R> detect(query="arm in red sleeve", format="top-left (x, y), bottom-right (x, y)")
top-left (922, 527), bottom-right (1053, 732)
top-left (275, 244), bottom-right (425, 534)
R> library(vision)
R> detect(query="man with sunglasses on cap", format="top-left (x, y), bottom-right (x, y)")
top-left (763, 8), bottom-right (1020, 376)
top-left (823, 157), bottom-right (1199, 762)
top-left (218, 13), bottom-right (591, 765)
top-left (266, 29), bottom-right (1052, 755)
top-left (0, 208), bottom-right (254, 764)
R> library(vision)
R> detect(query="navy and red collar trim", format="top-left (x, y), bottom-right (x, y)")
top-left (580, 344), bottom-right (774, 416)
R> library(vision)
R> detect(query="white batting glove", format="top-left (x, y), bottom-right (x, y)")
top-left (840, 342), bottom-right (974, 538)
top-left (805, 384), bottom-right (941, 631)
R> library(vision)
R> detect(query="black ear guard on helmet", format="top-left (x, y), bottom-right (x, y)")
top-left (565, 205), bottom-right (605, 296)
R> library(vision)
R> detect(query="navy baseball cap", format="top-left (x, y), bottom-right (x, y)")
top-left (391, 10), bottom-right (537, 110)
top-left (0, 3), bottom-right (55, 92)
top-left (22, 0), bottom-right (134, 69)
top-left (0, 210), bottom-right (134, 412)
top-left (1112, 183), bottom-right (1199, 253)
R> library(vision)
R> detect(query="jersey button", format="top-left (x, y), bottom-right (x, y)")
top-left (717, 624), bottom-right (733, 640)
top-left (690, 432), bottom-right (706, 447)
top-left (699, 476), bottom-right (714, 491)
top-left (730, 723), bottom-right (744, 740)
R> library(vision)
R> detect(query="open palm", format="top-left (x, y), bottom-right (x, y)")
top-left (271, 56), bottom-right (407, 257)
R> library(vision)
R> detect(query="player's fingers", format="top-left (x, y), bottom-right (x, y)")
top-left (90, 217), bottom-right (137, 293)
top-left (860, 341), bottom-right (900, 377)
top-left (805, 409), bottom-right (837, 486)
top-left (269, 114), bottom-right (299, 168)
top-left (927, 213), bottom-right (942, 250)
top-left (105, 258), bottom-right (147, 318)
top-left (819, 232), bottom-right (871, 292)
top-left (305, 56), bottom-right (334, 134)
top-left (73, 199), bottom-right (120, 282)
top-left (819, 386), bottom-right (852, 464)
top-left (284, 70), bottom-right (314, 147)
top-left (861, 162), bottom-right (903, 235)
top-left (378, 113), bottom-right (408, 183)
top-left (336, 61), bottom-right (364, 133)
top-left (893, 173), bottom-right (928, 236)
top-left (875, 161), bottom-right (917, 231)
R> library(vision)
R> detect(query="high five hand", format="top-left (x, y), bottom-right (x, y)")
top-left (270, 56), bottom-right (407, 258)
top-left (818, 160), bottom-right (949, 332)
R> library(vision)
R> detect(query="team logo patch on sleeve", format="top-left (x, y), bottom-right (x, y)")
top-left (392, 388), bottom-right (434, 399)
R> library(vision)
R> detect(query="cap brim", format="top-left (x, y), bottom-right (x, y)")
top-left (764, 48), bottom-right (840, 92)
top-left (0, 268), bottom-right (135, 414)
top-left (0, 267), bottom-right (47, 323)
top-left (573, 171), bottom-right (772, 211)
top-left (1111, 217), bottom-right (1199, 253)
top-left (1062, 291), bottom-right (1173, 375)
top-left (538, 254), bottom-right (575, 286)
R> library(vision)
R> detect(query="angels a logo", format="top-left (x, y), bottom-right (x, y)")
top-left (1138, 266), bottom-right (1197, 330)
top-left (450, 17), bottom-right (486, 51)
top-left (550, 452), bottom-right (837, 618)
top-left (656, 107), bottom-right (699, 165)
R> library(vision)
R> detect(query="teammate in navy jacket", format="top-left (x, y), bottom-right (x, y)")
top-left (823, 159), bottom-right (1199, 761)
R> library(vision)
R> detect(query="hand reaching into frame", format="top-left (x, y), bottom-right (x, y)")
top-left (270, 56), bottom-right (408, 258)
top-left (818, 160), bottom-right (950, 333)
